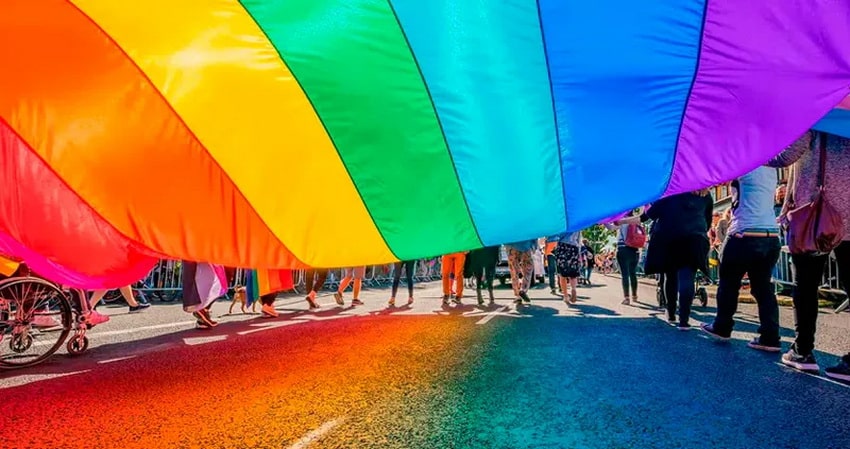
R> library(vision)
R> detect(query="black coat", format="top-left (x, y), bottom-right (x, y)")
top-left (642, 193), bottom-right (713, 275)
top-left (464, 246), bottom-right (500, 278)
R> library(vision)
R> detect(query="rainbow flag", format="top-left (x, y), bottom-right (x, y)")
top-left (0, 254), bottom-right (20, 277)
top-left (245, 268), bottom-right (294, 307)
top-left (181, 261), bottom-right (227, 312)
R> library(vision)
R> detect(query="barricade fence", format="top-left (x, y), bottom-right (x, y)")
top-left (131, 258), bottom-right (445, 298)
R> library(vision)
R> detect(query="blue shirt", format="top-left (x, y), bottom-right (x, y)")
top-left (727, 166), bottom-right (779, 235)
top-left (505, 239), bottom-right (538, 252)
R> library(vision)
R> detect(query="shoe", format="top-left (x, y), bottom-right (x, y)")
top-left (202, 308), bottom-right (219, 326)
top-left (676, 323), bottom-right (692, 331)
top-left (388, 298), bottom-right (396, 307)
top-left (781, 347), bottom-right (820, 373)
top-left (825, 355), bottom-right (850, 382)
top-left (621, 298), bottom-right (630, 305)
top-left (306, 296), bottom-right (320, 309)
top-left (519, 291), bottom-right (531, 303)
top-left (452, 296), bottom-right (462, 305)
top-left (442, 295), bottom-right (450, 305)
top-left (488, 289), bottom-right (495, 304)
top-left (31, 314), bottom-right (61, 328)
top-left (87, 310), bottom-right (110, 326)
top-left (351, 299), bottom-right (364, 306)
top-left (334, 292), bottom-right (344, 306)
top-left (700, 323), bottom-right (731, 341)
top-left (129, 302), bottom-right (151, 313)
top-left (261, 303), bottom-right (279, 318)
top-left (407, 297), bottom-right (414, 305)
top-left (631, 296), bottom-right (638, 304)
top-left (747, 337), bottom-right (781, 353)
top-left (514, 297), bottom-right (523, 305)
top-left (193, 310), bottom-right (217, 328)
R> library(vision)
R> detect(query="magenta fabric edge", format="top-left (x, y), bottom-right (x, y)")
top-left (667, 1), bottom-right (850, 196)
top-left (0, 231), bottom-right (157, 290)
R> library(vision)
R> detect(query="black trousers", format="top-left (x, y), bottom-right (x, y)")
top-left (712, 236), bottom-right (781, 343)
top-left (305, 269), bottom-right (329, 294)
top-left (391, 261), bottom-right (415, 298)
top-left (616, 247), bottom-right (639, 297)
top-left (791, 241), bottom-right (850, 355)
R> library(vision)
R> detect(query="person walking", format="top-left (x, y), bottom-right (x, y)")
top-left (620, 191), bottom-right (713, 329)
top-left (441, 252), bottom-right (467, 305)
top-left (552, 231), bottom-right (582, 304)
top-left (768, 130), bottom-right (850, 377)
top-left (608, 209), bottom-right (644, 305)
top-left (466, 246), bottom-right (500, 305)
top-left (544, 238), bottom-right (559, 295)
top-left (506, 239), bottom-right (537, 304)
top-left (581, 238), bottom-right (596, 286)
top-left (389, 261), bottom-right (415, 307)
top-left (304, 269), bottom-right (328, 309)
top-left (701, 166), bottom-right (782, 352)
top-left (335, 266), bottom-right (365, 306)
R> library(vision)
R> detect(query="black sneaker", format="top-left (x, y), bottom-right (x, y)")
top-left (747, 337), bottom-right (781, 353)
top-left (700, 323), bottom-right (731, 341)
top-left (129, 303), bottom-right (151, 313)
top-left (667, 316), bottom-right (677, 326)
top-left (519, 291), bottom-right (531, 303)
top-left (781, 347), bottom-right (820, 373)
top-left (825, 354), bottom-right (850, 382)
top-left (442, 295), bottom-right (450, 306)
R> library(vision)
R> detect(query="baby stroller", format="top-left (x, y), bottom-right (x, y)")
top-left (656, 272), bottom-right (709, 308)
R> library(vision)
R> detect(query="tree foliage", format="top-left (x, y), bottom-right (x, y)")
top-left (582, 224), bottom-right (616, 254)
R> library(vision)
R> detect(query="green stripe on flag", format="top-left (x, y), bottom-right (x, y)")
top-left (238, 0), bottom-right (482, 258)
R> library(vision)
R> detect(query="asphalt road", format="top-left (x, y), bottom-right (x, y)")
top-left (1, 277), bottom-right (848, 448)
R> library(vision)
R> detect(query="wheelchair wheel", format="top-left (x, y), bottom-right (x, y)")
top-left (0, 278), bottom-right (72, 369)
top-left (66, 335), bottom-right (89, 356)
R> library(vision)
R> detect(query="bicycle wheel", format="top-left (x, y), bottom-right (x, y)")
top-left (0, 278), bottom-right (72, 369)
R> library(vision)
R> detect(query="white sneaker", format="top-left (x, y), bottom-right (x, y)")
top-left (261, 303), bottom-right (279, 318)
top-left (31, 314), bottom-right (60, 328)
top-left (87, 310), bottom-right (110, 326)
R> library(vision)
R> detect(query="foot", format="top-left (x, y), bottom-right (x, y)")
top-left (621, 298), bottom-right (630, 305)
top-left (334, 292), bottom-right (344, 306)
top-left (667, 316), bottom-right (676, 326)
top-left (192, 310), bottom-right (216, 328)
top-left (747, 337), bottom-right (781, 353)
top-left (442, 295), bottom-right (450, 306)
top-left (781, 347), bottom-right (820, 373)
top-left (261, 303), bottom-right (279, 318)
top-left (825, 354), bottom-right (850, 382)
top-left (388, 297), bottom-right (396, 307)
top-left (676, 323), bottom-right (692, 331)
top-left (700, 323), bottom-right (731, 341)
top-left (519, 291), bottom-right (531, 304)
top-left (306, 295), bottom-right (320, 309)
top-left (514, 297), bottom-right (523, 305)
top-left (631, 295), bottom-right (638, 304)
top-left (452, 296), bottom-right (462, 305)
top-left (129, 302), bottom-right (151, 313)
top-left (351, 298), bottom-right (364, 306)
top-left (488, 289), bottom-right (495, 304)
top-left (550, 288), bottom-right (558, 296)
top-left (407, 297), bottom-right (414, 305)
top-left (570, 291), bottom-right (578, 304)
top-left (87, 310), bottom-right (110, 326)
top-left (30, 314), bottom-right (61, 328)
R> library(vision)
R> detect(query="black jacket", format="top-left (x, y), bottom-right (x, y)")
top-left (642, 193), bottom-right (713, 274)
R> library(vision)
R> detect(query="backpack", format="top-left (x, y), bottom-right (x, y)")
top-left (625, 223), bottom-right (647, 249)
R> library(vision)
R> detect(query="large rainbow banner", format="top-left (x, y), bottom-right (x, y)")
top-left (0, 1), bottom-right (849, 288)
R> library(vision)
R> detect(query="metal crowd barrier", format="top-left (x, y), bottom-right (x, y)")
top-left (133, 260), bottom-right (445, 298)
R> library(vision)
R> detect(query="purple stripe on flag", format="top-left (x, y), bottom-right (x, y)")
top-left (668, 1), bottom-right (850, 196)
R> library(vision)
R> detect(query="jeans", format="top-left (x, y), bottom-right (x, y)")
top-left (664, 266), bottom-right (697, 325)
top-left (791, 241), bottom-right (850, 355)
top-left (305, 269), bottom-right (328, 294)
top-left (391, 261), bottom-right (415, 298)
top-left (616, 247), bottom-right (639, 298)
top-left (712, 237), bottom-right (781, 343)
top-left (547, 254), bottom-right (557, 289)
